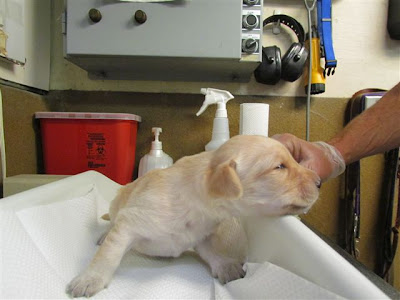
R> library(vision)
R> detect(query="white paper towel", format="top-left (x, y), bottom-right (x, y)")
top-left (0, 186), bottom-right (342, 299)
top-left (240, 103), bottom-right (269, 137)
top-left (215, 263), bottom-right (343, 299)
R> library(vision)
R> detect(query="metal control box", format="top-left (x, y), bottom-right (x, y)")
top-left (63, 0), bottom-right (263, 82)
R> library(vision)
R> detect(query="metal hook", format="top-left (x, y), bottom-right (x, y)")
top-left (304, 0), bottom-right (317, 11)
top-left (272, 10), bottom-right (281, 35)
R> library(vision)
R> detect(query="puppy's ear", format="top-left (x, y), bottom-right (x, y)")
top-left (207, 160), bottom-right (243, 200)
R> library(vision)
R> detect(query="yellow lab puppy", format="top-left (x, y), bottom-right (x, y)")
top-left (67, 135), bottom-right (320, 297)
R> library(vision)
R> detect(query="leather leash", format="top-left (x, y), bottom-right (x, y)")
top-left (344, 89), bottom-right (399, 281)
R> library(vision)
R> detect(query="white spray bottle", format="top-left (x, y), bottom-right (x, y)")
top-left (138, 127), bottom-right (173, 177)
top-left (196, 88), bottom-right (234, 151)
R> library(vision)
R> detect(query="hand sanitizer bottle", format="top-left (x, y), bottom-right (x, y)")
top-left (138, 127), bottom-right (173, 177)
top-left (196, 88), bottom-right (234, 151)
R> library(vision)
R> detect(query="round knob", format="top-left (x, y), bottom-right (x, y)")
top-left (134, 10), bottom-right (147, 24)
top-left (242, 38), bottom-right (258, 54)
top-left (243, 0), bottom-right (259, 5)
top-left (242, 14), bottom-right (259, 30)
top-left (88, 8), bottom-right (102, 23)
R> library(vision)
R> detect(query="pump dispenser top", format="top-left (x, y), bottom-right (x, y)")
top-left (196, 88), bottom-right (234, 151)
top-left (151, 127), bottom-right (163, 150)
top-left (138, 127), bottom-right (173, 177)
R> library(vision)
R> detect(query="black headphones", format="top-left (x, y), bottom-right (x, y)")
top-left (254, 14), bottom-right (309, 85)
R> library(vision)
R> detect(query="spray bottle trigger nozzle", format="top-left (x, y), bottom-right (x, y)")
top-left (196, 88), bottom-right (234, 117)
top-left (196, 99), bottom-right (211, 116)
top-left (200, 88), bottom-right (208, 95)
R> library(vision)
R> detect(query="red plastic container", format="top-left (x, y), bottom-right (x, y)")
top-left (35, 112), bottom-right (141, 185)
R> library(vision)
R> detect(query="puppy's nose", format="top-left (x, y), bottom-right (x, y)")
top-left (316, 180), bottom-right (321, 189)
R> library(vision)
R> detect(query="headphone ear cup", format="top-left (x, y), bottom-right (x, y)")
top-left (254, 46), bottom-right (282, 85)
top-left (281, 43), bottom-right (309, 82)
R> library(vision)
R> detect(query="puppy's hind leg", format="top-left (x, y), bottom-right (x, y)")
top-left (196, 236), bottom-right (245, 284)
top-left (195, 236), bottom-right (245, 284)
top-left (212, 217), bottom-right (248, 263)
top-left (195, 218), bottom-right (248, 284)
top-left (67, 218), bottom-right (135, 298)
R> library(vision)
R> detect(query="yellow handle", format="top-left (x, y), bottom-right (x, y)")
top-left (304, 37), bottom-right (325, 94)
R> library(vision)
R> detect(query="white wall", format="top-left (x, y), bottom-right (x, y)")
top-left (0, 0), bottom-right (50, 91)
top-left (50, 0), bottom-right (400, 97)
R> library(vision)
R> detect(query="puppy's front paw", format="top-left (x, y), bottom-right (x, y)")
top-left (211, 258), bottom-right (246, 284)
top-left (66, 271), bottom-right (108, 298)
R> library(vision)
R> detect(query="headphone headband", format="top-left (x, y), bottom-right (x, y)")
top-left (263, 14), bottom-right (306, 43)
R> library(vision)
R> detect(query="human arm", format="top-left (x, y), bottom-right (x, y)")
top-left (273, 82), bottom-right (400, 181)
top-left (328, 82), bottom-right (400, 164)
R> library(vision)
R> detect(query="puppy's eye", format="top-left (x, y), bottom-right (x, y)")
top-left (276, 164), bottom-right (286, 170)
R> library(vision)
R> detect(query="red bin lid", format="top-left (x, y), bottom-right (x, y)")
top-left (35, 112), bottom-right (141, 122)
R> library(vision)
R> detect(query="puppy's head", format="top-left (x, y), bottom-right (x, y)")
top-left (206, 135), bottom-right (320, 216)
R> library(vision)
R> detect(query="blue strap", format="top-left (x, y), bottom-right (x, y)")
top-left (318, 0), bottom-right (337, 76)
top-left (317, 0), bottom-right (323, 50)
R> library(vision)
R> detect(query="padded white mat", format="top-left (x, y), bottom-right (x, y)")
top-left (0, 186), bottom-right (342, 299)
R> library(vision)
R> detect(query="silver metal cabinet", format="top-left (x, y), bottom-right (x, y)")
top-left (63, 0), bottom-right (262, 82)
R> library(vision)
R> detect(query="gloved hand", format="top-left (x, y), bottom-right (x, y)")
top-left (272, 133), bottom-right (346, 182)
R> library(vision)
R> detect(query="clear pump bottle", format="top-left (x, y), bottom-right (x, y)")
top-left (138, 127), bottom-right (173, 177)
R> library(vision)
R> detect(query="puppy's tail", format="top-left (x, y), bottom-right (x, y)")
top-left (101, 213), bottom-right (110, 221)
